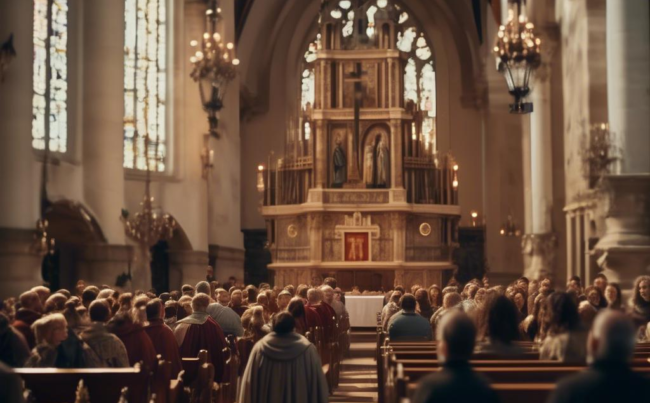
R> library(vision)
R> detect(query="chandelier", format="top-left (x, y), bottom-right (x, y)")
top-left (189, 0), bottom-right (239, 138)
top-left (493, 0), bottom-right (541, 114)
top-left (121, 53), bottom-right (176, 253)
top-left (120, 138), bottom-right (176, 248)
top-left (499, 215), bottom-right (521, 237)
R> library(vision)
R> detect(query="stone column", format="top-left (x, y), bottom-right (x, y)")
top-left (389, 119), bottom-right (403, 189)
top-left (0, 0), bottom-right (42, 298)
top-left (82, 0), bottom-right (126, 243)
top-left (595, 0), bottom-right (650, 291)
top-left (80, 0), bottom-right (135, 288)
top-left (314, 120), bottom-right (327, 188)
top-left (207, 0), bottom-right (244, 280)
top-left (523, 58), bottom-right (556, 280)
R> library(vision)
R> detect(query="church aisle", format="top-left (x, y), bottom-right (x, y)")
top-left (330, 331), bottom-right (378, 403)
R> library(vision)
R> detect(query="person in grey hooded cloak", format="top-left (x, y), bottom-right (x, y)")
top-left (238, 312), bottom-right (329, 403)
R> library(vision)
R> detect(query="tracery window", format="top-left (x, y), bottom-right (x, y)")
top-left (32, 0), bottom-right (69, 153)
top-left (301, 68), bottom-right (315, 112)
top-left (123, 0), bottom-right (168, 172)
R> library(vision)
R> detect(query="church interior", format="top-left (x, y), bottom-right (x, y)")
top-left (0, 0), bottom-right (649, 402)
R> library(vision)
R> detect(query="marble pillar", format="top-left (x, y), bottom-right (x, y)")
top-left (523, 60), bottom-right (556, 280)
top-left (81, 0), bottom-right (136, 288)
top-left (0, 0), bottom-right (43, 298)
top-left (205, 0), bottom-right (244, 280)
top-left (82, 0), bottom-right (126, 243)
top-left (389, 119), bottom-right (403, 189)
top-left (315, 120), bottom-right (327, 188)
top-left (595, 0), bottom-right (650, 289)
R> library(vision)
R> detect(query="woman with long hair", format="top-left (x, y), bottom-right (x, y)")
top-left (477, 296), bottom-right (524, 355)
top-left (520, 293), bottom-right (545, 342)
top-left (539, 292), bottom-right (587, 363)
top-left (630, 276), bottom-right (650, 327)
top-left (604, 282), bottom-right (623, 311)
top-left (381, 291), bottom-right (402, 331)
top-left (287, 297), bottom-right (308, 335)
top-left (428, 285), bottom-right (442, 313)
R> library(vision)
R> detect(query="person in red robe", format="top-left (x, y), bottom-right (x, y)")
top-left (174, 293), bottom-right (227, 382)
top-left (306, 288), bottom-right (336, 344)
top-left (144, 299), bottom-right (182, 378)
top-left (12, 291), bottom-right (43, 349)
top-left (108, 311), bottom-right (158, 370)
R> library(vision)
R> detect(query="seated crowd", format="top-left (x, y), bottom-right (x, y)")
top-left (0, 276), bottom-right (350, 403)
top-left (379, 273), bottom-right (650, 403)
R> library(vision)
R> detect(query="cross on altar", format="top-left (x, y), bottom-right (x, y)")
top-left (344, 62), bottom-right (368, 183)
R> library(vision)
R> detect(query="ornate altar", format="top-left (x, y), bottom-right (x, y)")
top-left (260, 0), bottom-right (461, 291)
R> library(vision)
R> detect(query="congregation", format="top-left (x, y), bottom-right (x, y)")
top-left (1, 273), bottom-right (650, 402)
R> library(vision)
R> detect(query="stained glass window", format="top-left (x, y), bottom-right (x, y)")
top-left (301, 69), bottom-right (315, 112)
top-left (32, 0), bottom-right (69, 153)
top-left (123, 0), bottom-right (168, 172)
top-left (404, 58), bottom-right (418, 104)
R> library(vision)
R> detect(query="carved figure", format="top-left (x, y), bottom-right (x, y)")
top-left (363, 143), bottom-right (374, 185)
top-left (332, 136), bottom-right (347, 187)
top-left (376, 136), bottom-right (389, 187)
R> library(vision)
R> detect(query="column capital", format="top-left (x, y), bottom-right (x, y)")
top-left (521, 232), bottom-right (558, 279)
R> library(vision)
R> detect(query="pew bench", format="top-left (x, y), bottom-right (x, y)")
top-left (402, 383), bottom-right (556, 403)
top-left (15, 367), bottom-right (149, 403)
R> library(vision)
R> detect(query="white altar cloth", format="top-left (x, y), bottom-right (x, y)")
top-left (345, 295), bottom-right (385, 327)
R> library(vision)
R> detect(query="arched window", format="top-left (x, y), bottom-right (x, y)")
top-left (123, 0), bottom-right (168, 172)
top-left (32, 0), bottom-right (69, 153)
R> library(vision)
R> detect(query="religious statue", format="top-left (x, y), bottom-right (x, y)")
top-left (363, 143), bottom-right (374, 186)
top-left (332, 136), bottom-right (347, 187)
top-left (376, 136), bottom-right (389, 187)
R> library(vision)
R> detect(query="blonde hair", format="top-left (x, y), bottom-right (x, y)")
top-left (32, 313), bottom-right (67, 345)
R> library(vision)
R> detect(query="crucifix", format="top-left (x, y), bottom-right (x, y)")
top-left (344, 61), bottom-right (368, 183)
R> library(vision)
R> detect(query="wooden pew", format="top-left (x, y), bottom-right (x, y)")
top-left (393, 358), bottom-right (650, 368)
top-left (15, 366), bottom-right (150, 403)
top-left (181, 349), bottom-right (209, 386)
top-left (402, 383), bottom-right (556, 403)
top-left (168, 371), bottom-right (185, 403)
top-left (398, 366), bottom-right (650, 384)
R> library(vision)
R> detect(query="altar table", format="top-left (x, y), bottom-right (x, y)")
top-left (345, 295), bottom-right (385, 327)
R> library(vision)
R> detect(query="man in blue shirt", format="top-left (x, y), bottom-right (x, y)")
top-left (388, 294), bottom-right (432, 341)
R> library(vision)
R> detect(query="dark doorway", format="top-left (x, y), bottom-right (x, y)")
top-left (41, 249), bottom-right (60, 291)
top-left (151, 241), bottom-right (170, 294)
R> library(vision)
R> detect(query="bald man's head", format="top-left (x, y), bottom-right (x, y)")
top-left (307, 288), bottom-right (321, 304)
top-left (20, 291), bottom-right (43, 313)
top-left (589, 310), bottom-right (636, 363)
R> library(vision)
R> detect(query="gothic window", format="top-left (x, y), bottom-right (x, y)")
top-left (301, 68), bottom-right (315, 111)
top-left (304, 122), bottom-right (312, 141)
top-left (404, 58), bottom-right (418, 104)
top-left (123, 0), bottom-right (168, 172)
top-left (32, 0), bottom-right (69, 153)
